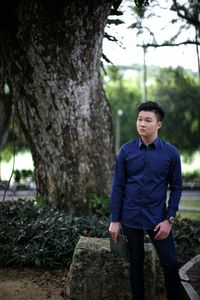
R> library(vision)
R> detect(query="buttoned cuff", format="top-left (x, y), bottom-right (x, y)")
top-left (111, 214), bottom-right (121, 222)
top-left (167, 208), bottom-right (176, 218)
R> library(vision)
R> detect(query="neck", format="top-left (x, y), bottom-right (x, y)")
top-left (141, 135), bottom-right (158, 146)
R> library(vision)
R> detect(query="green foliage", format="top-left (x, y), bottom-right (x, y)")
top-left (103, 65), bottom-right (200, 155)
top-left (89, 194), bottom-right (110, 217)
top-left (178, 211), bottom-right (200, 221)
top-left (182, 171), bottom-right (200, 183)
top-left (152, 67), bottom-right (200, 154)
top-left (0, 120), bottom-right (29, 162)
top-left (34, 196), bottom-right (46, 207)
top-left (103, 65), bottom-right (142, 147)
top-left (173, 216), bottom-right (200, 266)
top-left (0, 199), bottom-right (109, 268)
top-left (13, 169), bottom-right (34, 182)
top-left (3, 66), bottom-right (198, 159)
top-left (0, 199), bottom-right (200, 270)
top-left (0, 144), bottom-right (14, 162)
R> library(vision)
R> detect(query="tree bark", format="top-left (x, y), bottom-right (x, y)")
top-left (0, 94), bottom-right (12, 150)
top-left (0, 0), bottom-right (114, 213)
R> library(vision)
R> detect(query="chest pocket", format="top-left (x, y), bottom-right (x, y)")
top-left (125, 152), bottom-right (147, 177)
top-left (149, 155), bottom-right (170, 177)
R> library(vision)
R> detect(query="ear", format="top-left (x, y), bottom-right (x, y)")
top-left (157, 121), bottom-right (162, 129)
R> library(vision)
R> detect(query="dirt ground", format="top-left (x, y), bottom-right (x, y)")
top-left (0, 267), bottom-right (166, 300)
top-left (0, 267), bottom-right (68, 300)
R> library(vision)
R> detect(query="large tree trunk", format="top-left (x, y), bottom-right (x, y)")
top-left (0, 0), bottom-right (114, 213)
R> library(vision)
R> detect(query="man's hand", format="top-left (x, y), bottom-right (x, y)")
top-left (108, 222), bottom-right (121, 243)
top-left (154, 220), bottom-right (172, 240)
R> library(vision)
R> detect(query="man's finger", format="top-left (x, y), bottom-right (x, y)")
top-left (154, 230), bottom-right (162, 240)
top-left (154, 225), bottom-right (159, 232)
top-left (109, 231), bottom-right (118, 242)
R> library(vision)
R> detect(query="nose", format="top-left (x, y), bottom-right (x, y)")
top-left (140, 120), bottom-right (146, 127)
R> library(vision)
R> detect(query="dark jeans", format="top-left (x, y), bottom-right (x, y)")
top-left (123, 226), bottom-right (182, 300)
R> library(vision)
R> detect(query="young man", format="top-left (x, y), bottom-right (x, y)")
top-left (109, 101), bottom-right (182, 300)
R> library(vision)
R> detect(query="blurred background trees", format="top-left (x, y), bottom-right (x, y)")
top-left (1, 63), bottom-right (200, 177)
top-left (153, 67), bottom-right (200, 155)
top-left (103, 64), bottom-right (200, 156)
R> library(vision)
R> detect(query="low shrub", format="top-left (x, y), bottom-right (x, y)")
top-left (0, 199), bottom-right (109, 268)
top-left (173, 216), bottom-right (200, 266)
top-left (89, 194), bottom-right (110, 217)
top-left (0, 199), bottom-right (199, 269)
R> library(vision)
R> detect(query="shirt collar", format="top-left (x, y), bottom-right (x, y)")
top-left (138, 136), bottom-right (159, 149)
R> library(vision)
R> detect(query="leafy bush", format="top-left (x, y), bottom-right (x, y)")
top-left (182, 171), bottom-right (200, 183)
top-left (0, 199), bottom-right (199, 269)
top-left (0, 199), bottom-right (109, 268)
top-left (89, 194), bottom-right (110, 217)
top-left (13, 169), bottom-right (34, 183)
top-left (173, 216), bottom-right (200, 266)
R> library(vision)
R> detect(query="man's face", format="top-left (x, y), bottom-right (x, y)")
top-left (136, 110), bottom-right (162, 138)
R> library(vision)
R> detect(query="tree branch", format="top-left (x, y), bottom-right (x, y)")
top-left (137, 40), bottom-right (200, 47)
top-left (171, 0), bottom-right (200, 28)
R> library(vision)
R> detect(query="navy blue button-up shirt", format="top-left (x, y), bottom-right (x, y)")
top-left (110, 137), bottom-right (182, 230)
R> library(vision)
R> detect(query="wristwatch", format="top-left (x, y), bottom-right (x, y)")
top-left (166, 216), bottom-right (175, 224)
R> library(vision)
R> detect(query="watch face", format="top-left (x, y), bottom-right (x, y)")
top-left (169, 217), bottom-right (175, 224)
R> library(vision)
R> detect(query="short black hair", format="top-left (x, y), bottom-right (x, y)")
top-left (137, 101), bottom-right (165, 121)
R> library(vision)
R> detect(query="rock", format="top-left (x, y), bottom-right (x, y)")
top-left (66, 236), bottom-right (156, 300)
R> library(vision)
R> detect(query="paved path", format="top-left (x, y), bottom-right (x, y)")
top-left (179, 206), bottom-right (200, 212)
top-left (2, 190), bottom-right (198, 199)
top-left (180, 191), bottom-right (200, 212)
top-left (0, 190), bottom-right (35, 202)
top-left (181, 191), bottom-right (200, 200)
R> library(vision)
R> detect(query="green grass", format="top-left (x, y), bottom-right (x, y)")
top-left (178, 199), bottom-right (200, 220)
top-left (180, 199), bottom-right (200, 207)
top-left (177, 211), bottom-right (200, 220)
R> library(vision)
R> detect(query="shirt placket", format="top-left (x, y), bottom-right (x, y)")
top-left (140, 146), bottom-right (151, 229)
